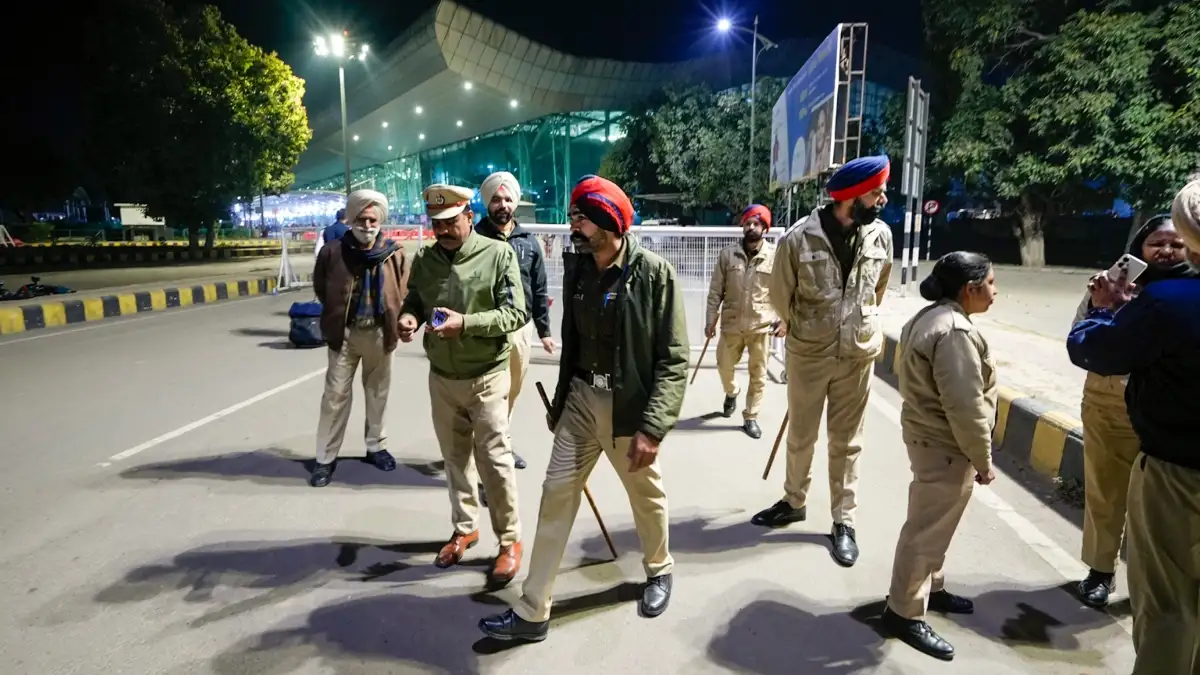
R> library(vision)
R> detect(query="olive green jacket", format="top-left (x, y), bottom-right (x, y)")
top-left (551, 235), bottom-right (689, 440)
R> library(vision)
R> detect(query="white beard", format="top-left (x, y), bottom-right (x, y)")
top-left (351, 228), bottom-right (378, 245)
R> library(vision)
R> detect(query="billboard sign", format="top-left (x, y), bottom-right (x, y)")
top-left (769, 25), bottom-right (841, 188)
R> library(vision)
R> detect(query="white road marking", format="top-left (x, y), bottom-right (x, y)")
top-left (868, 393), bottom-right (1133, 635)
top-left (97, 368), bottom-right (325, 467)
top-left (0, 296), bottom-right (260, 347)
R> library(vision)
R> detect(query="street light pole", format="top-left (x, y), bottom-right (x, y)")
top-left (339, 65), bottom-right (350, 196)
top-left (748, 15), bottom-right (759, 204)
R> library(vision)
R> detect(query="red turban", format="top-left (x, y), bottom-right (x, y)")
top-left (570, 175), bottom-right (634, 234)
top-left (740, 204), bottom-right (772, 230)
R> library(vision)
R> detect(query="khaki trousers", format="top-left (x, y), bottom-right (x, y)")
top-left (1127, 453), bottom-right (1200, 675)
top-left (315, 327), bottom-right (392, 464)
top-left (507, 322), bottom-right (532, 416)
top-left (716, 331), bottom-right (772, 421)
top-left (429, 369), bottom-right (521, 546)
top-left (1080, 392), bottom-right (1140, 573)
top-left (783, 353), bottom-right (874, 525)
top-left (514, 377), bottom-right (673, 622)
top-left (886, 441), bottom-right (976, 619)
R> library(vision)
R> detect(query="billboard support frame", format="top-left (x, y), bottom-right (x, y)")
top-left (899, 76), bottom-right (931, 296)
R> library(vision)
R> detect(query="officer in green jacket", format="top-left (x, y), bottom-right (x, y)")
top-left (398, 183), bottom-right (528, 587)
top-left (479, 174), bottom-right (689, 643)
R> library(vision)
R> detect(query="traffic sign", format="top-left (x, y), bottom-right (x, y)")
top-left (923, 200), bottom-right (940, 215)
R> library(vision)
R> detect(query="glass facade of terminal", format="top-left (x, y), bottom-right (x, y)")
top-left (295, 81), bottom-right (897, 225)
top-left (297, 110), bottom-right (626, 224)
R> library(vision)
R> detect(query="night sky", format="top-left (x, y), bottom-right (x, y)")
top-left (0, 0), bottom-right (918, 203)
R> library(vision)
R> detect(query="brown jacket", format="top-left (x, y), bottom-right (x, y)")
top-left (313, 240), bottom-right (409, 353)
top-left (705, 241), bottom-right (778, 334)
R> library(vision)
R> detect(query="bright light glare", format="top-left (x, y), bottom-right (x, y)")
top-left (352, 134), bottom-right (359, 141)
top-left (330, 33), bottom-right (346, 57)
top-left (419, 133), bottom-right (426, 140)
top-left (414, 105), bottom-right (423, 114)
top-left (387, 145), bottom-right (393, 151)
top-left (313, 36), bottom-right (329, 56)
top-left (509, 99), bottom-right (518, 108)
top-left (463, 81), bottom-right (473, 91)
top-left (716, 18), bottom-right (732, 31)
top-left (456, 120), bottom-right (463, 127)
top-left (381, 121), bottom-right (388, 128)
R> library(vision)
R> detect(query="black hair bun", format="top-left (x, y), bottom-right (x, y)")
top-left (919, 275), bottom-right (944, 301)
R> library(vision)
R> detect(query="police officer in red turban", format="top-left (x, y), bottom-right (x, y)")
top-left (478, 175), bottom-right (689, 643)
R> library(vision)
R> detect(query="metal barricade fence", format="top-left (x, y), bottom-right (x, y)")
top-left (288, 223), bottom-right (789, 381)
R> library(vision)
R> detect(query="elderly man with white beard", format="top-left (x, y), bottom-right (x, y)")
top-left (309, 189), bottom-right (410, 488)
top-left (474, 171), bottom-right (554, 471)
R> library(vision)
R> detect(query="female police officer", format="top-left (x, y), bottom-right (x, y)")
top-left (879, 251), bottom-right (998, 661)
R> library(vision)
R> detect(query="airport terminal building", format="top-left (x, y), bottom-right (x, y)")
top-left (291, 0), bottom-right (919, 224)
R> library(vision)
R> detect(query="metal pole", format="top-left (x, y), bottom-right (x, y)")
top-left (748, 15), bottom-right (759, 205)
top-left (339, 65), bottom-right (351, 196)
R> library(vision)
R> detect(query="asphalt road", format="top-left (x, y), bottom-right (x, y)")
top-left (0, 291), bottom-right (1135, 674)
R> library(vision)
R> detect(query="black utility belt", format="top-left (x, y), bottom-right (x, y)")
top-left (574, 369), bottom-right (613, 391)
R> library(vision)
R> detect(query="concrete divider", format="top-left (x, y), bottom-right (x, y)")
top-left (873, 332), bottom-right (1085, 484)
top-left (0, 277), bottom-right (278, 335)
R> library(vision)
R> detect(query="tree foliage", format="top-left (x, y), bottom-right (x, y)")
top-left (81, 0), bottom-right (311, 250)
top-left (924, 0), bottom-right (1200, 265)
top-left (598, 78), bottom-right (786, 215)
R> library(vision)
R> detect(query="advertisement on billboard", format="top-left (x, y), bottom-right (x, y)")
top-left (769, 25), bottom-right (841, 187)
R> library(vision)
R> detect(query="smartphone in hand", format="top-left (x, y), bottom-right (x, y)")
top-left (431, 309), bottom-right (448, 328)
top-left (1106, 254), bottom-right (1148, 284)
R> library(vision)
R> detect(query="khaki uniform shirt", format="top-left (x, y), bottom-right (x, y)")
top-left (572, 242), bottom-right (628, 376)
top-left (898, 300), bottom-right (998, 473)
top-left (1073, 291), bottom-right (1129, 403)
top-left (770, 208), bottom-right (893, 360)
top-left (705, 241), bottom-right (778, 334)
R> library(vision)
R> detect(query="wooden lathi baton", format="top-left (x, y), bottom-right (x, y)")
top-left (690, 335), bottom-right (712, 385)
top-left (536, 381), bottom-right (618, 560)
top-left (761, 412), bottom-right (790, 481)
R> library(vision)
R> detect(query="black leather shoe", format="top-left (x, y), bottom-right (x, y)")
top-left (1077, 569), bottom-right (1115, 609)
top-left (743, 420), bottom-right (762, 439)
top-left (309, 461), bottom-right (336, 487)
top-left (478, 609), bottom-right (548, 642)
top-left (722, 395), bottom-right (737, 418)
top-left (365, 449), bottom-right (396, 471)
top-left (514, 454), bottom-right (528, 470)
top-left (831, 523), bottom-right (859, 567)
top-left (881, 608), bottom-right (954, 661)
top-left (928, 589), bottom-right (974, 614)
top-left (640, 574), bottom-right (672, 618)
top-left (751, 500), bottom-right (807, 528)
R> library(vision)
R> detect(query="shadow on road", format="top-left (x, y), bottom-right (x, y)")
top-left (117, 448), bottom-right (446, 490)
top-left (709, 588), bottom-right (889, 674)
top-left (231, 327), bottom-right (291, 338)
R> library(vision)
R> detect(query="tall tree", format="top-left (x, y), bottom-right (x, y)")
top-left (924, 0), bottom-right (1200, 266)
top-left (81, 0), bottom-right (311, 253)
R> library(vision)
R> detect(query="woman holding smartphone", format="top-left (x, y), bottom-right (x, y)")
top-left (881, 251), bottom-right (998, 661)
top-left (1071, 215), bottom-right (1193, 608)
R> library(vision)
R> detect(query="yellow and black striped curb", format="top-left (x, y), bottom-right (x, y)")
top-left (874, 334), bottom-right (1084, 484)
top-left (1, 245), bottom-right (309, 269)
top-left (0, 278), bottom-right (278, 335)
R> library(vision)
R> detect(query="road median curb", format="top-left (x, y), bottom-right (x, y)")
top-left (873, 332), bottom-right (1084, 485)
top-left (0, 277), bottom-right (279, 335)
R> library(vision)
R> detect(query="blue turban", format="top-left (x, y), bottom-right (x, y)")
top-left (826, 155), bottom-right (891, 201)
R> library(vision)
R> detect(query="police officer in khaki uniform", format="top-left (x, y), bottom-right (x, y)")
top-left (705, 204), bottom-right (783, 439)
top-left (755, 156), bottom-right (893, 568)
top-left (1069, 215), bottom-right (1191, 609)
top-left (880, 251), bottom-right (998, 661)
top-left (477, 175), bottom-right (689, 644)
top-left (398, 184), bottom-right (527, 586)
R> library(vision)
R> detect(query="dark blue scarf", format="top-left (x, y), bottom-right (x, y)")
top-left (342, 234), bottom-right (400, 321)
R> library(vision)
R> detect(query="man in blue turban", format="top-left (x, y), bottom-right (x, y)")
top-left (757, 155), bottom-right (894, 568)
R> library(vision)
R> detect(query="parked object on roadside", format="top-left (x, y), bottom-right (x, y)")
top-left (287, 300), bottom-right (325, 348)
top-left (0, 276), bottom-right (76, 301)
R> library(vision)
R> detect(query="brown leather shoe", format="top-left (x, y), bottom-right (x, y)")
top-left (435, 531), bottom-right (479, 568)
top-left (490, 541), bottom-right (523, 585)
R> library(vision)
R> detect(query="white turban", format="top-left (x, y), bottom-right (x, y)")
top-left (481, 171), bottom-right (521, 206)
top-left (1172, 179), bottom-right (1200, 253)
top-left (346, 189), bottom-right (389, 224)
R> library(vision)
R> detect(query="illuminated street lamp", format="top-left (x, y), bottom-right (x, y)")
top-left (314, 31), bottom-right (370, 195)
top-left (716, 16), bottom-right (777, 202)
